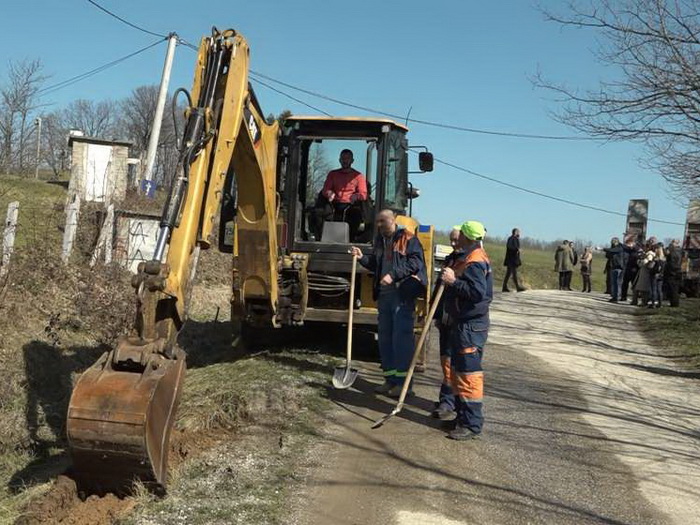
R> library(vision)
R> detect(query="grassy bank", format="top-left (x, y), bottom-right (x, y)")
top-left (638, 299), bottom-right (700, 369)
top-left (0, 252), bottom-right (340, 525)
top-left (0, 176), bottom-right (67, 250)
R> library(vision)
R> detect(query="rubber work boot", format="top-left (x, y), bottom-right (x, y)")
top-left (447, 424), bottom-right (481, 441)
top-left (431, 403), bottom-right (456, 420)
top-left (374, 381), bottom-right (393, 395)
top-left (387, 384), bottom-right (413, 399)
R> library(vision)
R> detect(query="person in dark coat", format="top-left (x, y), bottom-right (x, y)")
top-left (664, 240), bottom-right (683, 307)
top-left (502, 228), bottom-right (525, 292)
top-left (564, 241), bottom-right (578, 290)
top-left (604, 237), bottom-right (628, 302)
top-left (649, 243), bottom-right (666, 308)
top-left (554, 241), bottom-right (574, 290)
top-left (580, 246), bottom-right (593, 293)
top-left (621, 239), bottom-right (641, 301)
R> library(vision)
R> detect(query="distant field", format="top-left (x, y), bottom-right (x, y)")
top-left (483, 241), bottom-right (608, 291)
top-left (434, 234), bottom-right (608, 292)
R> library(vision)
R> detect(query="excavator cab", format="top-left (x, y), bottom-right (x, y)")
top-left (258, 116), bottom-right (435, 327)
top-left (282, 117), bottom-right (409, 244)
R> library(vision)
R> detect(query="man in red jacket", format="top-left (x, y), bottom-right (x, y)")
top-left (317, 149), bottom-right (368, 240)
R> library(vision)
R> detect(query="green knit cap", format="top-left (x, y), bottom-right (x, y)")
top-left (460, 221), bottom-right (486, 241)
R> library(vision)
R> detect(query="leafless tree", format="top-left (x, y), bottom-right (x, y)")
top-left (308, 143), bottom-right (332, 199)
top-left (117, 85), bottom-right (178, 188)
top-left (536, 0), bottom-right (700, 199)
top-left (62, 99), bottom-right (116, 137)
top-left (0, 59), bottom-right (47, 174)
top-left (41, 111), bottom-right (68, 178)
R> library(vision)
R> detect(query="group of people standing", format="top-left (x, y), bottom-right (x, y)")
top-left (605, 237), bottom-right (683, 308)
top-left (554, 240), bottom-right (594, 292)
top-left (352, 215), bottom-right (493, 441)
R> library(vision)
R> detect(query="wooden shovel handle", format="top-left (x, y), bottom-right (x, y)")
top-left (346, 254), bottom-right (358, 362)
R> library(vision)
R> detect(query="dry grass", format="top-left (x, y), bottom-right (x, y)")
top-left (0, 243), bottom-right (133, 522)
top-left (639, 298), bottom-right (700, 369)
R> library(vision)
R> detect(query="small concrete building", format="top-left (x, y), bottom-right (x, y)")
top-left (68, 135), bottom-right (132, 203)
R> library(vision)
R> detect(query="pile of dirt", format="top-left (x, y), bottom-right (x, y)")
top-left (16, 475), bottom-right (134, 525)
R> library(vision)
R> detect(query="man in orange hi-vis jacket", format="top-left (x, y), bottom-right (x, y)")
top-left (440, 221), bottom-right (493, 440)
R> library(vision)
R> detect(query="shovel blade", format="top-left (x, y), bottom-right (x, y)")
top-left (332, 366), bottom-right (358, 389)
top-left (371, 406), bottom-right (401, 429)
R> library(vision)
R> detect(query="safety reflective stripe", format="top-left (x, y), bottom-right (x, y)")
top-left (440, 356), bottom-right (451, 385)
top-left (383, 369), bottom-right (397, 376)
top-left (459, 347), bottom-right (479, 355)
top-left (466, 247), bottom-right (490, 265)
top-left (458, 397), bottom-right (484, 404)
top-left (451, 370), bottom-right (484, 400)
top-left (394, 371), bottom-right (408, 378)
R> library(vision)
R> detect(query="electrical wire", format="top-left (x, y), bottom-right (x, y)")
top-left (85, 0), bottom-right (167, 38)
top-left (430, 155), bottom-right (685, 226)
top-left (38, 38), bottom-right (166, 96)
top-left (250, 78), bottom-right (332, 117)
top-left (250, 79), bottom-right (685, 226)
top-left (73, 7), bottom-right (679, 226)
top-left (248, 71), bottom-right (601, 141)
top-left (77, 4), bottom-right (605, 141)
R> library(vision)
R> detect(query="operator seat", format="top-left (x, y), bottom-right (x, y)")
top-left (321, 221), bottom-right (349, 243)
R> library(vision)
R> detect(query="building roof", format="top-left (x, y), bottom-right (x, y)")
top-left (68, 135), bottom-right (133, 148)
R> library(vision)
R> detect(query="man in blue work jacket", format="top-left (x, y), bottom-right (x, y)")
top-left (351, 209), bottom-right (427, 398)
top-left (440, 221), bottom-right (493, 440)
top-left (432, 226), bottom-right (462, 420)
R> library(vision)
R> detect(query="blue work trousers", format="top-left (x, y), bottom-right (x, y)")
top-left (377, 288), bottom-right (416, 385)
top-left (438, 324), bottom-right (456, 410)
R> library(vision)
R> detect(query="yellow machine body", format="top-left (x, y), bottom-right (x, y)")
top-left (67, 27), bottom-right (434, 493)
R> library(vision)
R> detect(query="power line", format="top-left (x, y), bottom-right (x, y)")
top-left (430, 155), bottom-right (684, 226)
top-left (38, 38), bottom-right (166, 96)
top-left (77, 15), bottom-right (676, 225)
top-left (248, 79), bottom-right (682, 225)
top-left (250, 78), bottom-right (332, 117)
top-left (248, 71), bottom-right (601, 142)
top-left (85, 0), bottom-right (167, 38)
top-left (253, 78), bottom-right (681, 226)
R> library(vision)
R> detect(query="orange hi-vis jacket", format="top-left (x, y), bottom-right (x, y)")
top-left (443, 245), bottom-right (493, 322)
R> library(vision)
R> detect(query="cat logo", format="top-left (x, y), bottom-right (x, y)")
top-left (244, 107), bottom-right (261, 146)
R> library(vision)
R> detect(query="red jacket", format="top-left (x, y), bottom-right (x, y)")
top-left (322, 169), bottom-right (367, 203)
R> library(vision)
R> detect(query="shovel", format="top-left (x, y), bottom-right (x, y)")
top-left (332, 254), bottom-right (359, 389)
top-left (372, 282), bottom-right (445, 429)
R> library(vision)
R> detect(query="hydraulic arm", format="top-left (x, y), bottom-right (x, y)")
top-left (66, 28), bottom-right (280, 493)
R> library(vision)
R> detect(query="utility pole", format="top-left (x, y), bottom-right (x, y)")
top-left (140, 32), bottom-right (178, 189)
top-left (34, 117), bottom-right (42, 179)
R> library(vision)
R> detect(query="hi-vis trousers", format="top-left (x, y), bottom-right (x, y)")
top-left (449, 318), bottom-right (489, 434)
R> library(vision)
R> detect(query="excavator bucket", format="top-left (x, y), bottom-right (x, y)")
top-left (66, 342), bottom-right (186, 494)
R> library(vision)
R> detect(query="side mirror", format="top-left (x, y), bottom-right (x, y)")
top-left (419, 152), bottom-right (434, 172)
top-left (407, 186), bottom-right (420, 199)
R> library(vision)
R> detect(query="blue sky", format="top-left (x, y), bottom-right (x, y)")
top-left (0, 0), bottom-right (689, 243)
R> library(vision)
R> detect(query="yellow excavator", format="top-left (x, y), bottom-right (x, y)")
top-left (66, 27), bottom-right (435, 493)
